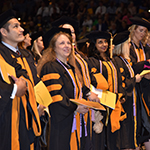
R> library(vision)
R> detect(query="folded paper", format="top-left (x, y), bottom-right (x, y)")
top-left (90, 84), bottom-right (116, 109)
top-left (140, 70), bottom-right (150, 76)
top-left (70, 99), bottom-right (106, 111)
top-left (0, 59), bottom-right (16, 84)
top-left (34, 81), bottom-right (53, 107)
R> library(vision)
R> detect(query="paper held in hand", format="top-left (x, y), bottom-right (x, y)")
top-left (34, 81), bottom-right (53, 107)
top-left (0, 59), bottom-right (16, 84)
top-left (90, 84), bottom-right (116, 109)
top-left (70, 99), bottom-right (106, 111)
top-left (140, 70), bottom-right (150, 76)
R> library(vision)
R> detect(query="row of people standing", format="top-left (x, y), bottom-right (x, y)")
top-left (39, 15), bottom-right (150, 150)
top-left (27, 15), bottom-right (150, 150)
top-left (35, 15), bottom-right (150, 150)
top-left (85, 16), bottom-right (150, 150)
top-left (1, 8), bottom-right (150, 150)
top-left (36, 16), bottom-right (101, 150)
top-left (0, 9), bottom-right (100, 150)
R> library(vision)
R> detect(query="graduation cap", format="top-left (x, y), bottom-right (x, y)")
top-left (86, 31), bottom-right (111, 44)
top-left (51, 16), bottom-right (79, 33)
top-left (26, 31), bottom-right (43, 51)
top-left (30, 31), bottom-right (43, 44)
top-left (23, 28), bottom-right (29, 36)
top-left (26, 31), bottom-right (43, 49)
top-left (86, 31), bottom-right (113, 58)
top-left (129, 16), bottom-right (150, 29)
top-left (77, 38), bottom-right (89, 44)
top-left (0, 9), bottom-right (15, 28)
top-left (77, 38), bottom-right (89, 48)
top-left (113, 30), bottom-right (130, 45)
top-left (42, 27), bottom-right (71, 49)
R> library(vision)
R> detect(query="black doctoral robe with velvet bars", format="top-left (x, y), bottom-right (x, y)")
top-left (40, 60), bottom-right (80, 150)
top-left (0, 43), bottom-right (41, 150)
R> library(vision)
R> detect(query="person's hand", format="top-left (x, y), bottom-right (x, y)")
top-left (135, 74), bottom-right (142, 83)
top-left (11, 75), bottom-right (27, 97)
top-left (87, 92), bottom-right (100, 103)
top-left (37, 104), bottom-right (46, 117)
top-left (76, 105), bottom-right (89, 115)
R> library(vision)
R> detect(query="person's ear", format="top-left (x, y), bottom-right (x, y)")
top-left (0, 28), bottom-right (8, 37)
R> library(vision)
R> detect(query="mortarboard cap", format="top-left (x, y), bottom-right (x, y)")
top-left (113, 30), bottom-right (130, 45)
top-left (86, 31), bottom-right (111, 43)
top-left (31, 31), bottom-right (43, 44)
top-left (52, 16), bottom-right (79, 33)
top-left (0, 9), bottom-right (15, 28)
top-left (77, 38), bottom-right (89, 50)
top-left (77, 38), bottom-right (89, 45)
top-left (42, 27), bottom-right (71, 49)
top-left (23, 28), bottom-right (29, 36)
top-left (129, 16), bottom-right (150, 29)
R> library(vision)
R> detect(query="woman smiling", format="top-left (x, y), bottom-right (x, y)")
top-left (37, 27), bottom-right (89, 150)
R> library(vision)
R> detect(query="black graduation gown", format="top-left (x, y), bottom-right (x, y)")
top-left (19, 49), bottom-right (40, 85)
top-left (104, 58), bottom-right (126, 150)
top-left (87, 57), bottom-right (107, 150)
top-left (0, 43), bottom-right (40, 150)
top-left (74, 52), bottom-right (93, 150)
top-left (40, 60), bottom-right (78, 150)
top-left (130, 43), bottom-right (150, 144)
top-left (130, 43), bottom-right (146, 74)
top-left (87, 57), bottom-right (125, 150)
top-left (113, 56), bottom-right (138, 149)
top-left (19, 49), bottom-right (49, 150)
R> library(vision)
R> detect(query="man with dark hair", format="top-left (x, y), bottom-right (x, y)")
top-left (0, 9), bottom-right (41, 150)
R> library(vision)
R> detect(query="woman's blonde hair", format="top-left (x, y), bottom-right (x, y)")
top-left (128, 24), bottom-right (148, 46)
top-left (31, 39), bottom-right (42, 58)
top-left (113, 38), bottom-right (130, 60)
top-left (37, 32), bottom-right (83, 84)
top-left (60, 24), bottom-right (87, 58)
top-left (145, 31), bottom-right (150, 45)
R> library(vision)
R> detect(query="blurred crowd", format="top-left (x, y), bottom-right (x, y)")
top-left (1, 1), bottom-right (150, 150)
top-left (1, 0), bottom-right (150, 40)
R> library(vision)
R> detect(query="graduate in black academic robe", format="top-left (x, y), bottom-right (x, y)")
top-left (37, 28), bottom-right (89, 150)
top-left (0, 10), bottom-right (41, 150)
top-left (112, 30), bottom-right (144, 149)
top-left (0, 43), bottom-right (33, 150)
top-left (0, 36), bottom-right (41, 150)
top-left (129, 17), bottom-right (150, 147)
top-left (18, 31), bottom-right (50, 150)
top-left (86, 31), bottom-right (126, 150)
top-left (51, 16), bottom-right (101, 150)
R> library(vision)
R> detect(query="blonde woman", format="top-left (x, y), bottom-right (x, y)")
top-left (129, 17), bottom-right (150, 63)
top-left (129, 17), bottom-right (150, 149)
top-left (30, 32), bottom-right (44, 64)
top-left (113, 30), bottom-right (142, 150)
